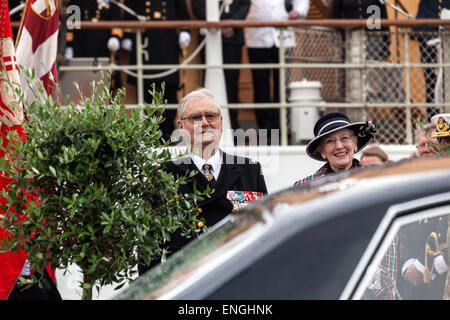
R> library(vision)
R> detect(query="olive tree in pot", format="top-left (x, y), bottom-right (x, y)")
top-left (0, 70), bottom-right (207, 300)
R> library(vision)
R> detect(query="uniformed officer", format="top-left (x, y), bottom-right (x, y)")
top-left (331, 0), bottom-right (391, 120)
top-left (121, 0), bottom-right (192, 142)
top-left (400, 113), bottom-right (450, 302)
top-left (61, 1), bottom-right (124, 92)
top-left (65, 0), bottom-right (123, 59)
top-left (414, 0), bottom-right (450, 121)
top-left (430, 113), bottom-right (450, 299)
top-left (191, 0), bottom-right (250, 132)
top-left (331, 0), bottom-right (391, 61)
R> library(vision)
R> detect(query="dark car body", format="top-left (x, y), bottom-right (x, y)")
top-left (114, 156), bottom-right (450, 300)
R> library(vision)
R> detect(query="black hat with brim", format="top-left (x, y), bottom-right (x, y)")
top-left (306, 112), bottom-right (376, 161)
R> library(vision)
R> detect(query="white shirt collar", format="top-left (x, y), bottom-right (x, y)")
top-left (191, 150), bottom-right (222, 180)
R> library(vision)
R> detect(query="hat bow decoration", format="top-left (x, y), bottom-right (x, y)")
top-left (357, 122), bottom-right (376, 139)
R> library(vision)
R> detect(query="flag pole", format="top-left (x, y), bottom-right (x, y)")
top-left (1, 0), bottom-right (5, 56)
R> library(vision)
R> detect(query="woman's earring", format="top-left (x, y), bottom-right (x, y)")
top-left (354, 146), bottom-right (358, 153)
top-left (321, 154), bottom-right (326, 159)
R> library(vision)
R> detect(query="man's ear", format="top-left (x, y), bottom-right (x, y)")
top-left (177, 119), bottom-right (183, 129)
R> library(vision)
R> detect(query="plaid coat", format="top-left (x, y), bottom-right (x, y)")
top-left (366, 236), bottom-right (402, 300)
top-left (293, 159), bottom-right (362, 187)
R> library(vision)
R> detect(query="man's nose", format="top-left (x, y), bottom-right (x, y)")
top-left (201, 115), bottom-right (210, 125)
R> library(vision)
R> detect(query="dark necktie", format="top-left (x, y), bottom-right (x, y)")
top-left (202, 163), bottom-right (215, 184)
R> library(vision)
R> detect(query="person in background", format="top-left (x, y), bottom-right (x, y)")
top-left (331, 0), bottom-right (390, 61)
top-left (64, 1), bottom-right (122, 59)
top-left (414, 123), bottom-right (439, 158)
top-left (121, 0), bottom-right (192, 142)
top-left (62, 1), bottom-right (123, 91)
top-left (431, 113), bottom-right (450, 149)
top-left (293, 112), bottom-right (376, 185)
top-left (413, 0), bottom-right (450, 121)
top-left (138, 88), bottom-right (268, 275)
top-left (191, 0), bottom-right (250, 132)
top-left (331, 0), bottom-right (391, 120)
top-left (396, 114), bottom-right (449, 300)
top-left (430, 113), bottom-right (450, 300)
top-left (245, 0), bottom-right (309, 142)
top-left (360, 145), bottom-right (390, 166)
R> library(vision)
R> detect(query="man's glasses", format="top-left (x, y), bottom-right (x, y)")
top-left (416, 143), bottom-right (431, 150)
top-left (180, 112), bottom-right (221, 123)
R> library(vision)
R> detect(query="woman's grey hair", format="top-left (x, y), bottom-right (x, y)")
top-left (178, 88), bottom-right (222, 118)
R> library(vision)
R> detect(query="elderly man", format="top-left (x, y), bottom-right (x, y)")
top-left (138, 88), bottom-right (268, 275)
top-left (414, 123), bottom-right (439, 157)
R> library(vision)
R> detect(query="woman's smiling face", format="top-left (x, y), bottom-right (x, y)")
top-left (318, 128), bottom-right (358, 172)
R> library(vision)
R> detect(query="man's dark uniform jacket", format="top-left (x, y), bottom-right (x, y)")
top-left (192, 0), bottom-right (250, 47)
top-left (191, 0), bottom-right (250, 130)
top-left (138, 151), bottom-right (268, 275)
top-left (331, 0), bottom-right (390, 60)
top-left (415, 0), bottom-right (450, 32)
top-left (121, 0), bottom-right (191, 140)
top-left (66, 0), bottom-right (122, 58)
top-left (122, 0), bottom-right (191, 87)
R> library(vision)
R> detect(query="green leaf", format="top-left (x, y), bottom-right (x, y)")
top-left (83, 283), bottom-right (92, 289)
top-left (49, 165), bottom-right (57, 177)
top-left (114, 283), bottom-right (125, 290)
top-left (78, 232), bottom-right (90, 238)
top-left (103, 225), bottom-right (112, 234)
top-left (61, 231), bottom-right (72, 238)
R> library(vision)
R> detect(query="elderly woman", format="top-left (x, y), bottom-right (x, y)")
top-left (294, 112), bottom-right (376, 186)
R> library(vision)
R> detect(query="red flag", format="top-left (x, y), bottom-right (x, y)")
top-left (15, 0), bottom-right (59, 99)
top-left (0, 2), bottom-right (24, 128)
top-left (0, 0), bottom-right (27, 300)
top-left (0, 0), bottom-right (58, 300)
